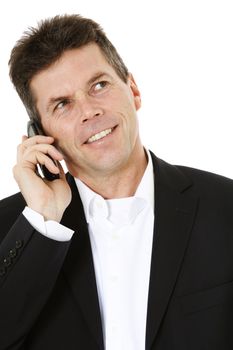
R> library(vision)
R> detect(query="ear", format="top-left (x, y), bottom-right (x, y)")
top-left (128, 73), bottom-right (141, 111)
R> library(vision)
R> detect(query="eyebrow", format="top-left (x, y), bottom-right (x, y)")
top-left (88, 71), bottom-right (111, 85)
top-left (46, 96), bottom-right (70, 113)
top-left (45, 71), bottom-right (112, 113)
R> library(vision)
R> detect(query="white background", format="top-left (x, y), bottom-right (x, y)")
top-left (0, 0), bottom-right (232, 199)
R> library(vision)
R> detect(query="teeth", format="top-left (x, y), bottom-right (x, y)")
top-left (87, 128), bottom-right (112, 143)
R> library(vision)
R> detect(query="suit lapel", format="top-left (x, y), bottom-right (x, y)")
top-left (146, 155), bottom-right (198, 349)
top-left (61, 174), bottom-right (104, 350)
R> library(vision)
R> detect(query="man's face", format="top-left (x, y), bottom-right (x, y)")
top-left (30, 43), bottom-right (142, 179)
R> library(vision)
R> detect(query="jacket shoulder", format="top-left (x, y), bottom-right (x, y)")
top-left (173, 165), bottom-right (233, 212)
top-left (151, 152), bottom-right (233, 200)
top-left (177, 165), bottom-right (233, 192)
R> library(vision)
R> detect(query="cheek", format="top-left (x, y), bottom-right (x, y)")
top-left (46, 124), bottom-right (72, 152)
top-left (121, 101), bottom-right (138, 128)
top-left (50, 120), bottom-right (73, 138)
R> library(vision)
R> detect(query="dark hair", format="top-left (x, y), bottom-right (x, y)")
top-left (9, 14), bottom-right (129, 121)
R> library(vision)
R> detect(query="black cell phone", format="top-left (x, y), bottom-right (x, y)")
top-left (27, 120), bottom-right (60, 181)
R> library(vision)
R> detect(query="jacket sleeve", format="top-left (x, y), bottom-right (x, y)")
top-left (0, 213), bottom-right (71, 350)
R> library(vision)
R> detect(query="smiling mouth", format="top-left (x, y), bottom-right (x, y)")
top-left (86, 127), bottom-right (115, 144)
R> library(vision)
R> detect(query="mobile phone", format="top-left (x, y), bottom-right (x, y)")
top-left (27, 120), bottom-right (60, 181)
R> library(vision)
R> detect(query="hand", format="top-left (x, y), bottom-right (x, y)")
top-left (13, 135), bottom-right (72, 222)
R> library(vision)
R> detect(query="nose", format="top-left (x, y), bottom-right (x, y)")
top-left (74, 90), bottom-right (103, 124)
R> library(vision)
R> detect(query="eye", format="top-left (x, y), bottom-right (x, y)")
top-left (54, 99), bottom-right (70, 112)
top-left (93, 81), bottom-right (109, 92)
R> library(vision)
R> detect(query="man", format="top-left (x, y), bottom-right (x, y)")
top-left (0, 14), bottom-right (233, 350)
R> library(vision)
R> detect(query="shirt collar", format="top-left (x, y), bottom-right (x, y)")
top-left (74, 149), bottom-right (154, 223)
top-left (135, 149), bottom-right (154, 210)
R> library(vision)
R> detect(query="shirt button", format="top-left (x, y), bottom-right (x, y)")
top-left (112, 232), bottom-right (119, 240)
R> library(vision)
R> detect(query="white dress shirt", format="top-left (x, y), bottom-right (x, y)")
top-left (23, 151), bottom-right (155, 350)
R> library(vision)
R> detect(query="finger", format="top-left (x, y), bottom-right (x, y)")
top-left (24, 152), bottom-right (60, 174)
top-left (26, 143), bottom-right (63, 160)
top-left (22, 135), bottom-right (28, 142)
top-left (23, 134), bottom-right (54, 147)
top-left (17, 135), bottom-right (55, 161)
top-left (18, 143), bottom-right (63, 164)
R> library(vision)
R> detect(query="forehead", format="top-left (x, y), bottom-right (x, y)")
top-left (30, 43), bottom-right (117, 101)
top-left (48, 43), bottom-right (112, 75)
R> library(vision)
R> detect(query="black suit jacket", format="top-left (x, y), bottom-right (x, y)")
top-left (0, 152), bottom-right (233, 350)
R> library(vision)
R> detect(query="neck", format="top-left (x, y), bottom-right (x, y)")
top-left (72, 146), bottom-right (148, 199)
